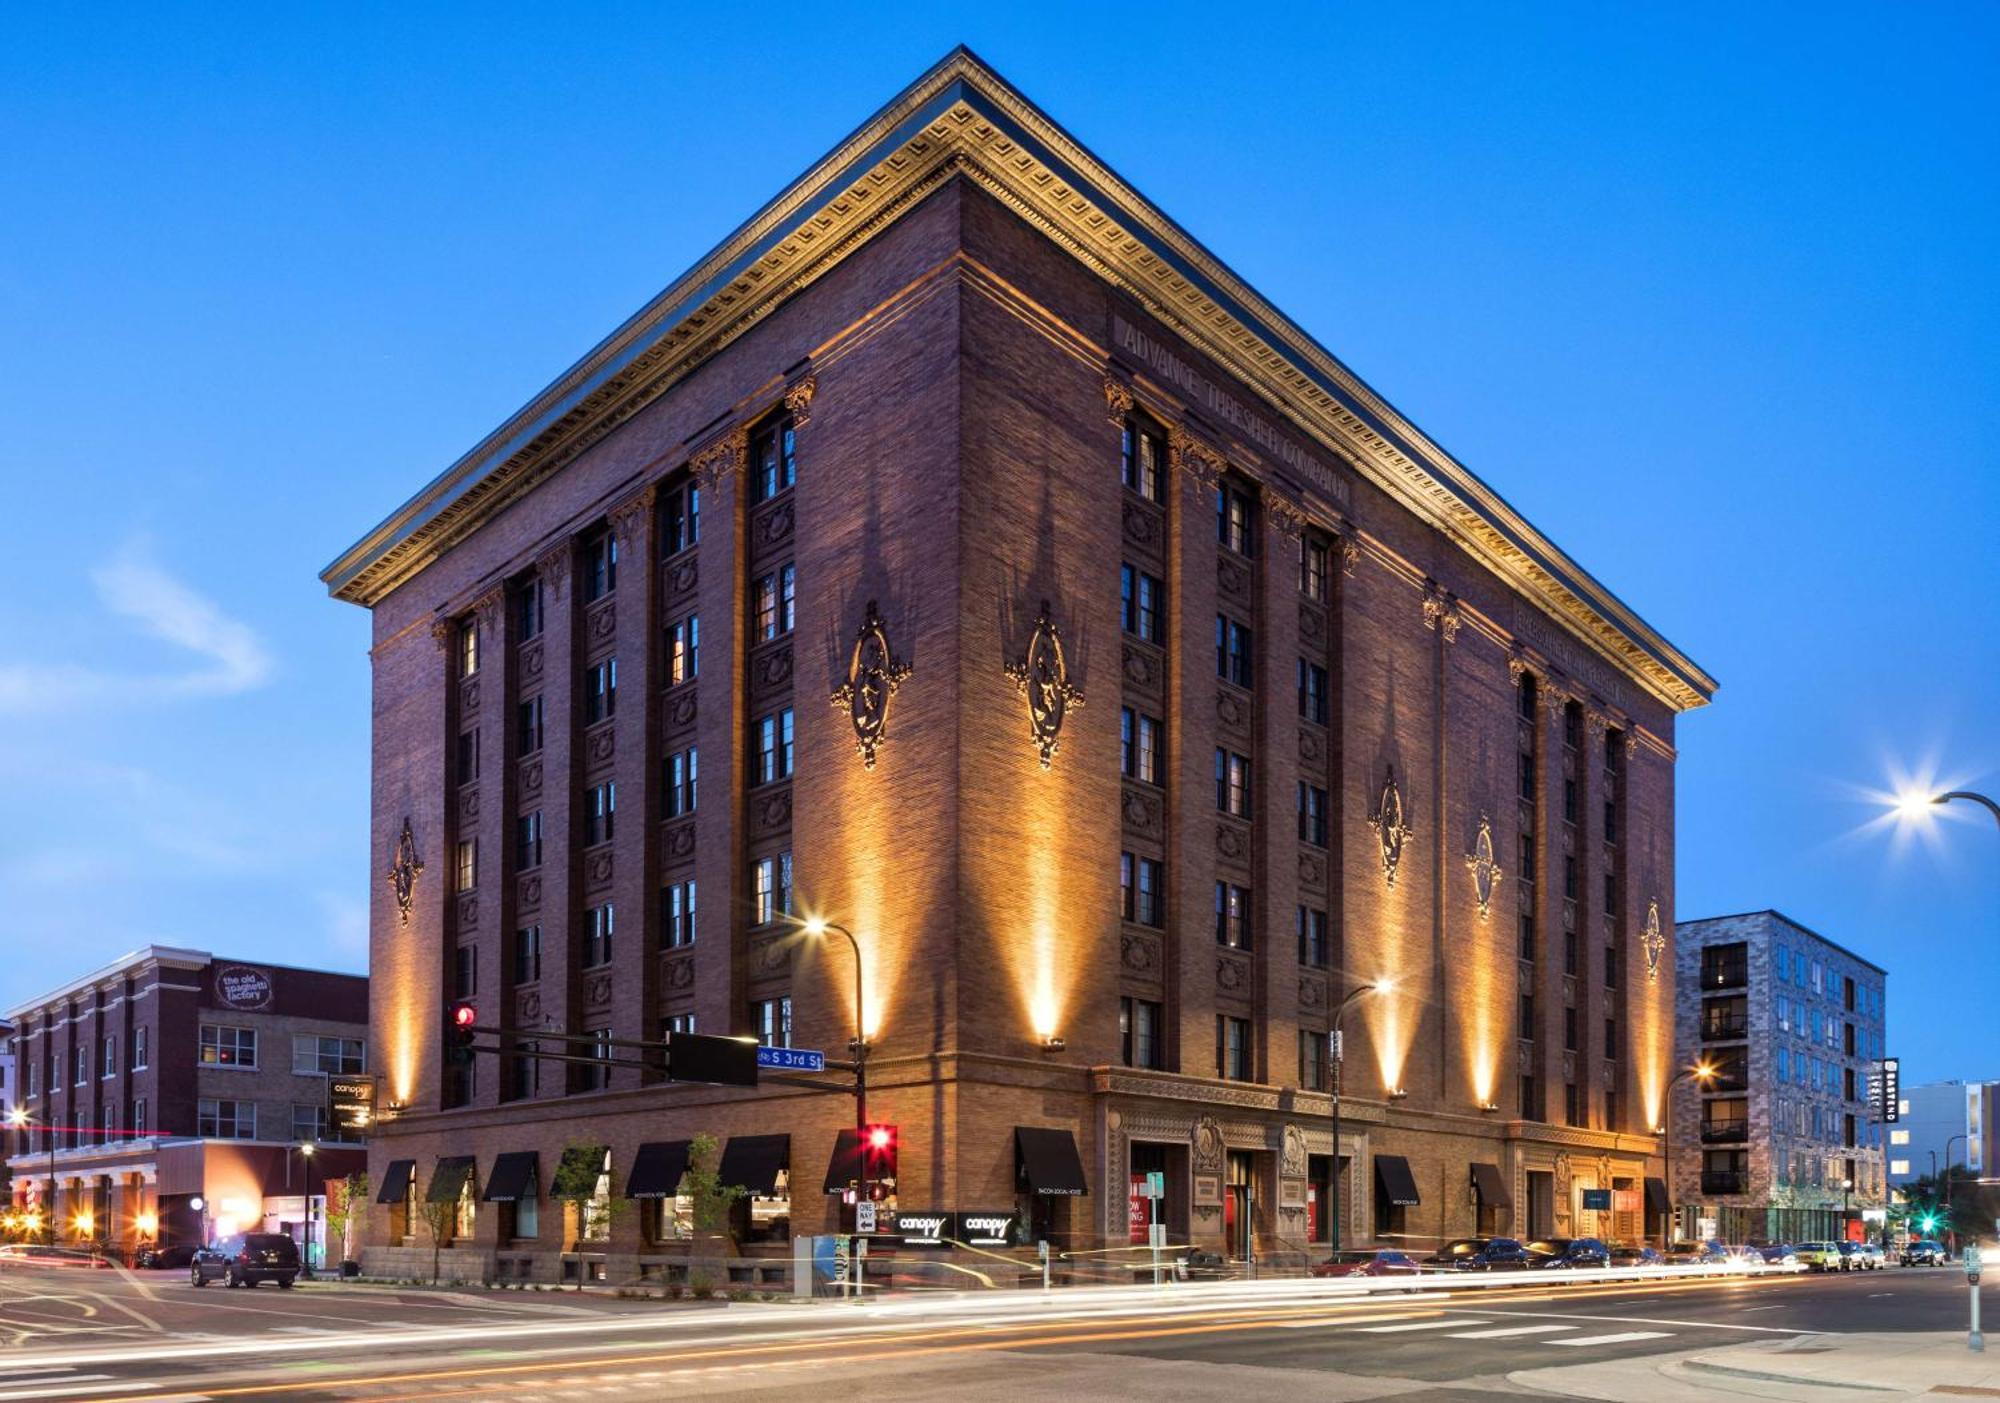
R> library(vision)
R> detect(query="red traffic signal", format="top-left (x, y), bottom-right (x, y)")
top-left (451, 1002), bottom-right (477, 1029)
top-left (447, 1002), bottom-right (478, 1061)
top-left (860, 1122), bottom-right (898, 1183)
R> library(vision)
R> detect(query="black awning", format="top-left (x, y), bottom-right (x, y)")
top-left (1472, 1162), bottom-right (1511, 1207)
top-left (1016, 1126), bottom-right (1088, 1197)
top-left (1375, 1154), bottom-right (1420, 1207)
top-left (717, 1134), bottom-right (789, 1197)
top-left (426, 1156), bottom-right (478, 1203)
top-left (376, 1159), bottom-right (415, 1204)
top-left (1645, 1177), bottom-right (1670, 1215)
top-left (483, 1152), bottom-right (538, 1204)
top-left (823, 1129), bottom-right (861, 1194)
top-left (626, 1141), bottom-right (692, 1200)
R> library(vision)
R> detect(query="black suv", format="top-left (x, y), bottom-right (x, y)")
top-left (191, 1233), bottom-right (301, 1289)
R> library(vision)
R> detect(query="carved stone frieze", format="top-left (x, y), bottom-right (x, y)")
top-left (1216, 821), bottom-right (1248, 863)
top-left (1298, 850), bottom-right (1326, 888)
top-left (1216, 688), bottom-right (1247, 730)
top-left (586, 849), bottom-right (613, 889)
top-left (1004, 600), bottom-right (1084, 768)
top-left (585, 973), bottom-right (613, 1009)
top-left (1297, 975), bottom-right (1327, 1011)
top-left (1192, 1116), bottom-right (1225, 1175)
top-left (1216, 952), bottom-right (1249, 993)
top-left (459, 677), bottom-right (480, 713)
top-left (756, 500), bottom-right (795, 547)
top-left (520, 759), bottom-right (543, 798)
top-left (667, 558), bottom-right (698, 598)
top-left (1282, 1123), bottom-right (1308, 1177)
top-left (1299, 728), bottom-right (1324, 766)
top-left (664, 954), bottom-right (695, 990)
top-left (1267, 498), bottom-right (1306, 541)
top-left (755, 644), bottom-right (794, 694)
top-left (517, 873), bottom-right (541, 910)
top-left (667, 688), bottom-right (698, 731)
top-left (1421, 583), bottom-right (1461, 643)
top-left (830, 600), bottom-right (913, 770)
top-left (516, 989), bottom-right (541, 1023)
top-left (1169, 428), bottom-right (1225, 500)
top-left (536, 543), bottom-right (572, 601)
top-left (1120, 931), bottom-right (1161, 975)
top-left (751, 932), bottom-right (794, 976)
top-left (1102, 375), bottom-right (1134, 425)
top-left (1216, 556), bottom-right (1250, 603)
top-left (756, 788), bottom-right (793, 834)
top-left (458, 788), bottom-right (480, 823)
top-left (608, 485), bottom-right (655, 547)
top-left (1121, 786), bottom-right (1161, 837)
top-left (586, 725), bottom-right (615, 766)
top-left (1299, 603), bottom-right (1325, 643)
top-left (521, 641), bottom-right (543, 680)
top-left (664, 821), bottom-right (696, 860)
top-left (1121, 499), bottom-right (1158, 547)
top-left (456, 892), bottom-right (477, 929)
top-left (1121, 644), bottom-right (1156, 689)
top-left (690, 430), bottom-right (746, 495)
top-left (587, 599), bottom-right (616, 641)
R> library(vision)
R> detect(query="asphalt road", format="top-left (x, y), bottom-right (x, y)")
top-left (0, 1261), bottom-right (1970, 1401)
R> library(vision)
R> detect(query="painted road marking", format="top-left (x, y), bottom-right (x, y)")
top-left (1358, 1319), bottom-right (1484, 1333)
top-left (0, 1382), bottom-right (159, 1401)
top-left (1447, 1324), bottom-right (1578, 1339)
top-left (1549, 1330), bottom-right (1673, 1347)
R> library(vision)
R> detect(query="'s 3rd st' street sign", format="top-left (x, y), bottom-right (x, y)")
top-left (756, 1046), bottom-right (826, 1072)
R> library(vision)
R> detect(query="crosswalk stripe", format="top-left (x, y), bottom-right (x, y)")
top-left (1548, 1330), bottom-right (1674, 1347)
top-left (1447, 1324), bottom-right (1577, 1339)
top-left (1357, 1319), bottom-right (1479, 1333)
top-left (0, 1367), bottom-right (80, 1379)
top-left (0, 1382), bottom-right (157, 1401)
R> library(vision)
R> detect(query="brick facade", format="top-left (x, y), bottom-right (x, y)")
top-left (329, 51), bottom-right (1710, 1281)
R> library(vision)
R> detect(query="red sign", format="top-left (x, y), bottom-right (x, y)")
top-left (1129, 1178), bottom-right (1149, 1243)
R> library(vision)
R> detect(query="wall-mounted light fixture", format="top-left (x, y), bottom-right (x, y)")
top-left (1040, 1035), bottom-right (1067, 1053)
top-left (1387, 1087), bottom-right (1409, 1100)
top-left (1479, 1100), bottom-right (1500, 1114)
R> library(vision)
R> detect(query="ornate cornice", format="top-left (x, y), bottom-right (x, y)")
top-left (320, 48), bottom-right (1713, 714)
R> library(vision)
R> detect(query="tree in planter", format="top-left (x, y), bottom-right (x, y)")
top-left (550, 1141), bottom-right (629, 1289)
top-left (323, 1171), bottom-right (370, 1273)
top-left (680, 1133), bottom-right (745, 1298)
top-left (416, 1191), bottom-right (461, 1286)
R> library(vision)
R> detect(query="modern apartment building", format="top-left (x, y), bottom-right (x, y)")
top-left (1888, 1080), bottom-right (2000, 1189)
top-left (1673, 911), bottom-right (1889, 1243)
top-left (324, 48), bottom-right (1713, 1282)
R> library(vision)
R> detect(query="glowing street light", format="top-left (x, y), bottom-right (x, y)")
top-left (1325, 979), bottom-right (1391, 1255)
top-left (789, 914), bottom-right (874, 1222)
top-left (1891, 787), bottom-right (2000, 835)
top-left (1656, 1061), bottom-right (1717, 1249)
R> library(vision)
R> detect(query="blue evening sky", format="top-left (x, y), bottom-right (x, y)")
top-left (2, 5), bottom-right (1993, 1084)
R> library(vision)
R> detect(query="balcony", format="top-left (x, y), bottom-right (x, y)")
top-left (1698, 960), bottom-right (1749, 990)
top-left (1700, 1170), bottom-right (1749, 1196)
top-left (1701, 1014), bottom-right (1749, 1041)
top-left (1701, 1117), bottom-right (1750, 1143)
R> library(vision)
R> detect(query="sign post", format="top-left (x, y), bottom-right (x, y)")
top-left (1147, 1171), bottom-right (1165, 1286)
top-left (1968, 1243), bottom-right (1984, 1353)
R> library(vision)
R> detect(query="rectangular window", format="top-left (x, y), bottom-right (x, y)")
top-left (1214, 882), bottom-right (1252, 949)
top-left (456, 729), bottom-right (480, 785)
top-left (1563, 929), bottom-right (1578, 977)
top-left (1563, 1003), bottom-right (1578, 1051)
top-left (1120, 708), bottom-right (1164, 785)
top-left (1518, 911), bottom-right (1536, 961)
top-left (1120, 565), bottom-right (1165, 643)
top-left (752, 853), bottom-right (794, 924)
top-left (582, 1030), bottom-right (612, 1092)
top-left (585, 781), bottom-right (616, 846)
top-left (132, 1097), bottom-right (147, 1136)
top-left (291, 1035), bottom-right (365, 1075)
top-left (517, 696), bottom-right (544, 754)
top-left (454, 944), bottom-right (477, 999)
top-left (754, 708), bottom-right (796, 785)
top-left (1518, 992), bottom-right (1535, 1040)
top-left (583, 904), bottom-right (614, 968)
top-left (199, 1025), bottom-right (257, 1069)
top-left (1298, 1029), bottom-right (1328, 1090)
top-left (1604, 942), bottom-right (1619, 989)
top-left (1215, 749), bottom-right (1251, 816)
top-left (663, 1012), bottom-right (697, 1036)
top-left (1604, 1015), bottom-right (1619, 1058)
top-left (1216, 1016), bottom-right (1251, 1081)
top-left (1518, 750), bottom-right (1536, 801)
top-left (1603, 801), bottom-right (1618, 843)
top-left (131, 1026), bottom-right (148, 1071)
top-left (1217, 485), bottom-right (1254, 555)
top-left (516, 811), bottom-right (543, 870)
top-left (1297, 905), bottom-right (1329, 968)
top-left (1563, 778), bottom-right (1577, 823)
top-left (1298, 660), bottom-right (1329, 725)
top-left (100, 1034), bottom-right (116, 1078)
top-left (1122, 421), bottom-right (1163, 501)
top-left (513, 925), bottom-right (542, 984)
top-left (667, 617), bottom-right (700, 684)
top-left (751, 418), bottom-right (797, 503)
top-left (584, 532), bottom-right (617, 602)
top-left (663, 747), bottom-right (698, 816)
top-left (1216, 615), bottom-right (1253, 687)
top-left (1300, 536), bottom-right (1329, 602)
top-left (1562, 854), bottom-right (1577, 899)
top-left (664, 880), bottom-right (697, 948)
top-left (1564, 1082), bottom-right (1581, 1126)
top-left (584, 657), bottom-right (618, 723)
top-left (197, 1099), bottom-right (255, 1140)
top-left (1297, 782), bottom-right (1328, 847)
top-left (455, 839), bottom-right (477, 891)
top-left (458, 619), bottom-right (479, 678)
top-left (1121, 853), bottom-right (1165, 928)
top-left (661, 479), bottom-right (700, 554)
top-left (515, 581), bottom-right (543, 641)
top-left (74, 1045), bottom-right (86, 1084)
top-left (1120, 997), bottom-right (1164, 1069)
top-left (753, 564), bottom-right (798, 640)
top-left (753, 997), bottom-right (792, 1048)
top-left (292, 1103), bottom-right (329, 1144)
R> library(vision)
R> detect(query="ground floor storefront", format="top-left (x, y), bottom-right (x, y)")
top-left (4, 1139), bottom-right (362, 1264)
top-left (356, 1055), bottom-right (1664, 1285)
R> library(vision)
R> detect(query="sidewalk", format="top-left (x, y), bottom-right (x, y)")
top-left (1517, 1332), bottom-right (2000, 1401)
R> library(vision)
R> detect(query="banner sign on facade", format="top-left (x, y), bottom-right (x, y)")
top-left (328, 1075), bottom-right (378, 1133)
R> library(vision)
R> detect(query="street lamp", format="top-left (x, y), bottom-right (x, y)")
top-left (8, 1107), bottom-right (54, 1247)
top-left (796, 916), bottom-right (870, 1222)
top-left (1896, 788), bottom-right (2000, 834)
top-left (298, 1142), bottom-right (318, 1277)
top-left (1655, 1061), bottom-right (1716, 1249)
top-left (1326, 980), bottom-right (1390, 1256)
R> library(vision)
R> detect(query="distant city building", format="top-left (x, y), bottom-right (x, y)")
top-left (0, 1017), bottom-right (13, 1205)
top-left (1888, 1080), bottom-right (1999, 1188)
top-left (5, 947), bottom-right (368, 1262)
top-left (1673, 911), bottom-right (1888, 1243)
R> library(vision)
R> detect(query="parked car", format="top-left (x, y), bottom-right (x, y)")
top-left (1662, 1241), bottom-right (1731, 1267)
top-left (1794, 1241), bottom-right (1845, 1272)
top-left (1175, 1249), bottom-right (1233, 1282)
top-left (1720, 1243), bottom-right (1766, 1270)
top-left (1429, 1237), bottom-right (1535, 1271)
top-left (0, 1243), bottom-right (112, 1269)
top-left (136, 1243), bottom-right (199, 1270)
top-left (190, 1233), bottom-right (300, 1289)
top-left (1607, 1245), bottom-right (1663, 1268)
top-left (1902, 1239), bottom-right (1947, 1267)
top-left (1310, 1248), bottom-right (1424, 1278)
top-left (1527, 1237), bottom-right (1611, 1269)
top-left (1757, 1243), bottom-right (1801, 1268)
top-left (1851, 1243), bottom-right (1886, 1271)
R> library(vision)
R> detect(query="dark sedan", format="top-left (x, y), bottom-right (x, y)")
top-left (1528, 1237), bottom-right (1610, 1269)
top-left (136, 1243), bottom-right (200, 1269)
top-left (1429, 1237), bottom-right (1535, 1270)
top-left (1310, 1248), bottom-right (1423, 1278)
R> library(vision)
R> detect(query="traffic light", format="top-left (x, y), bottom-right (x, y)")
top-left (860, 1122), bottom-right (898, 1188)
top-left (447, 1001), bottom-right (478, 1065)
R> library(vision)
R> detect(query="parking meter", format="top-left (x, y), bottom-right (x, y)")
top-left (1970, 1244), bottom-right (1983, 1286)
top-left (1968, 1244), bottom-right (1984, 1353)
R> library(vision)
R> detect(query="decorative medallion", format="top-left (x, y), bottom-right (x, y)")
top-left (830, 599), bottom-right (913, 770)
top-left (1464, 814), bottom-right (1504, 920)
top-left (1643, 898), bottom-right (1666, 980)
top-left (1367, 766), bottom-right (1414, 888)
top-left (1003, 600), bottom-right (1085, 768)
top-left (386, 818), bottom-right (424, 926)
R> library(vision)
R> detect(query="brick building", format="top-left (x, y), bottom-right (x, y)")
top-left (1672, 911), bottom-right (1889, 1244)
top-left (323, 49), bottom-right (1713, 1282)
top-left (4, 947), bottom-right (367, 1261)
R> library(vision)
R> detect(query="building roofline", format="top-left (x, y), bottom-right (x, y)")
top-left (318, 45), bottom-right (1714, 714)
top-left (1675, 908), bottom-right (1888, 976)
top-left (5, 948), bottom-right (367, 1022)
